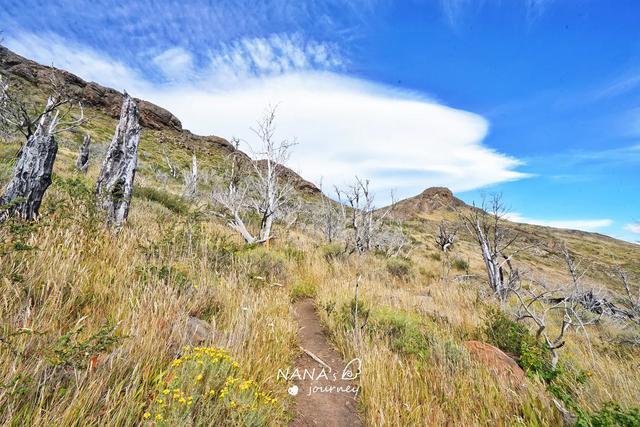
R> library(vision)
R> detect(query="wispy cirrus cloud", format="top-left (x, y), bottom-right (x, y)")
top-left (4, 30), bottom-right (529, 202)
top-left (506, 213), bottom-right (613, 232)
top-left (438, 0), bottom-right (556, 29)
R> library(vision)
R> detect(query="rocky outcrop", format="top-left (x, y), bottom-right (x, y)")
top-left (0, 46), bottom-right (181, 131)
top-left (0, 45), bottom-right (321, 196)
top-left (390, 187), bottom-right (466, 220)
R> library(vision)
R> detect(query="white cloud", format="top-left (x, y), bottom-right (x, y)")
top-left (5, 32), bottom-right (528, 202)
top-left (147, 72), bottom-right (527, 200)
top-left (153, 47), bottom-right (194, 79)
top-left (201, 33), bottom-right (343, 85)
top-left (625, 222), bottom-right (640, 234)
top-left (506, 213), bottom-right (613, 232)
top-left (4, 32), bottom-right (150, 93)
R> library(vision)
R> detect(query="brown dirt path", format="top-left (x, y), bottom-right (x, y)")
top-left (290, 299), bottom-right (363, 427)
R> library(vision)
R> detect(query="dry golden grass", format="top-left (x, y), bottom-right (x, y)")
top-left (0, 178), bottom-right (298, 425)
top-left (1, 114), bottom-right (639, 426)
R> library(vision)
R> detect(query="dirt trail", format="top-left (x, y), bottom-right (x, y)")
top-left (290, 299), bottom-right (363, 427)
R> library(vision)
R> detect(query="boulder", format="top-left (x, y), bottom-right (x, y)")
top-left (184, 316), bottom-right (216, 344)
top-left (463, 340), bottom-right (526, 386)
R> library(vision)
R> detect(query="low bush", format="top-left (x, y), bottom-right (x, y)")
top-left (321, 243), bottom-right (346, 262)
top-left (134, 185), bottom-right (189, 215)
top-left (451, 258), bottom-right (469, 272)
top-left (370, 308), bottom-right (432, 359)
top-left (144, 346), bottom-right (281, 425)
top-left (386, 257), bottom-right (413, 280)
top-left (290, 280), bottom-right (317, 301)
top-left (235, 246), bottom-right (289, 284)
top-left (576, 402), bottom-right (640, 427)
top-left (481, 307), bottom-right (556, 381)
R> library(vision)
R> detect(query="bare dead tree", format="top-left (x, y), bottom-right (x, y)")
top-left (435, 220), bottom-right (457, 281)
top-left (314, 180), bottom-right (346, 243)
top-left (96, 93), bottom-right (141, 230)
top-left (248, 106), bottom-right (297, 243)
top-left (617, 269), bottom-right (640, 327)
top-left (0, 77), bottom-right (84, 221)
top-left (211, 107), bottom-right (297, 244)
top-left (163, 147), bottom-right (178, 179)
top-left (511, 245), bottom-right (601, 370)
top-left (211, 138), bottom-right (257, 243)
top-left (182, 152), bottom-right (198, 199)
top-left (335, 177), bottom-right (395, 254)
top-left (0, 74), bottom-right (81, 139)
top-left (459, 194), bottom-right (521, 301)
top-left (76, 133), bottom-right (91, 172)
top-left (375, 220), bottom-right (408, 257)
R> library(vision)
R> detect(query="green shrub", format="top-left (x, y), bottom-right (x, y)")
top-left (322, 243), bottom-right (346, 261)
top-left (47, 323), bottom-right (125, 368)
top-left (428, 252), bottom-right (442, 261)
top-left (282, 246), bottom-right (305, 264)
top-left (451, 258), bottom-right (469, 272)
top-left (290, 280), bottom-right (317, 301)
top-left (481, 307), bottom-right (556, 381)
top-left (235, 247), bottom-right (288, 284)
top-left (370, 308), bottom-right (432, 359)
top-left (144, 346), bottom-right (281, 425)
top-left (339, 297), bottom-right (370, 330)
top-left (134, 185), bottom-right (189, 215)
top-left (576, 402), bottom-right (640, 427)
top-left (386, 257), bottom-right (413, 280)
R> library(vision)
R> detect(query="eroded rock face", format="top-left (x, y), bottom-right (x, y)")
top-left (463, 340), bottom-right (526, 386)
top-left (0, 98), bottom-right (58, 221)
top-left (0, 46), bottom-right (182, 131)
top-left (389, 186), bottom-right (467, 220)
top-left (96, 94), bottom-right (141, 229)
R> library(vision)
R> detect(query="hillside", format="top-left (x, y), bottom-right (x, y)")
top-left (390, 186), bottom-right (640, 294)
top-left (1, 46), bottom-right (639, 426)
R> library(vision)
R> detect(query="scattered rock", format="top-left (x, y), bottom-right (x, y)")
top-left (184, 316), bottom-right (216, 344)
top-left (463, 340), bottom-right (526, 386)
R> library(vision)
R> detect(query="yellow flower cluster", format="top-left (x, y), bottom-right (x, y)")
top-left (143, 346), bottom-right (280, 423)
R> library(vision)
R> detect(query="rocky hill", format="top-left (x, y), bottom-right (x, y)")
top-left (0, 46), bottom-right (319, 195)
top-left (390, 186), bottom-right (466, 219)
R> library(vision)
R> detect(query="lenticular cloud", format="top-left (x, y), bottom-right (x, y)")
top-left (6, 32), bottom-right (528, 202)
top-left (148, 71), bottom-right (528, 201)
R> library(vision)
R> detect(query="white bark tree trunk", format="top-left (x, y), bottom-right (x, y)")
top-left (0, 98), bottom-right (59, 222)
top-left (96, 94), bottom-right (141, 230)
top-left (76, 134), bottom-right (91, 172)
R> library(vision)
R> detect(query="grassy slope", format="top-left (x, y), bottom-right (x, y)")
top-left (1, 79), bottom-right (639, 426)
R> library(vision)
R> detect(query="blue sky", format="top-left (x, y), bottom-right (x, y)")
top-left (1, 0), bottom-right (639, 240)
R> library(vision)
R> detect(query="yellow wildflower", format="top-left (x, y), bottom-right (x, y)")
top-left (162, 389), bottom-right (170, 395)
top-left (156, 414), bottom-right (163, 421)
top-left (143, 412), bottom-right (151, 420)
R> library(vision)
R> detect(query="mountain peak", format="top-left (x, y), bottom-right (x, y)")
top-left (391, 186), bottom-right (466, 219)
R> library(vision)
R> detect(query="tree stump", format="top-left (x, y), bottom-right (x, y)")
top-left (76, 134), bottom-right (91, 172)
top-left (96, 93), bottom-right (141, 230)
top-left (0, 98), bottom-right (59, 222)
